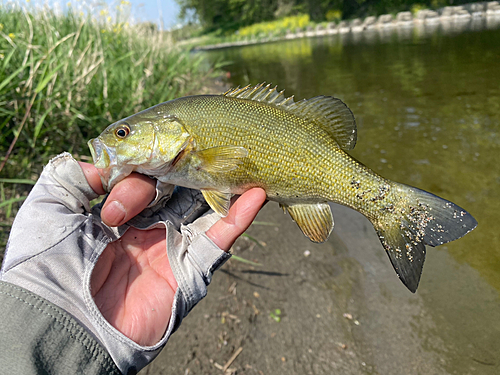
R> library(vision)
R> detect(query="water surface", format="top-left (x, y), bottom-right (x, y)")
top-left (204, 24), bottom-right (500, 374)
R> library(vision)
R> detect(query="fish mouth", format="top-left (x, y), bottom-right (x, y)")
top-left (88, 138), bottom-right (137, 192)
top-left (88, 137), bottom-right (121, 191)
top-left (88, 138), bottom-right (114, 169)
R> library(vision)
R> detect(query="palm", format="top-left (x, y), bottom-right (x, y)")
top-left (91, 227), bottom-right (178, 346)
top-left (78, 162), bottom-right (266, 347)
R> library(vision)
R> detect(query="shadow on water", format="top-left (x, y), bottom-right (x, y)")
top-left (203, 22), bottom-right (500, 374)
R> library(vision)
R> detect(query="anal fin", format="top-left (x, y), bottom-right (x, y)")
top-left (281, 202), bottom-right (334, 243)
top-left (202, 190), bottom-right (232, 217)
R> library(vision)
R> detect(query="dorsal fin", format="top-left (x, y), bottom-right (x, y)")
top-left (224, 83), bottom-right (357, 150)
top-left (224, 82), bottom-right (293, 106)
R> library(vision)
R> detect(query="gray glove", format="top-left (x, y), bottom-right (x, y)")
top-left (0, 152), bottom-right (230, 373)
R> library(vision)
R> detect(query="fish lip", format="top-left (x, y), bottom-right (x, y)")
top-left (88, 138), bottom-right (120, 191)
top-left (88, 138), bottom-right (115, 169)
top-left (88, 138), bottom-right (101, 165)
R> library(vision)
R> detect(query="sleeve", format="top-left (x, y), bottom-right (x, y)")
top-left (0, 281), bottom-right (120, 375)
top-left (0, 153), bottom-right (230, 374)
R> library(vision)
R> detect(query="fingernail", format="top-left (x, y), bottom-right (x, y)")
top-left (104, 200), bottom-right (126, 226)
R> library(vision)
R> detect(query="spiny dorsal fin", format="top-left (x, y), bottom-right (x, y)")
top-left (224, 83), bottom-right (357, 150)
top-left (224, 82), bottom-right (293, 106)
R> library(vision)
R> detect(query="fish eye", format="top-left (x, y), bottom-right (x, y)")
top-left (115, 123), bottom-right (130, 139)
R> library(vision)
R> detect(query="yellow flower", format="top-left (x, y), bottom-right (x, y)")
top-left (121, 1), bottom-right (130, 5)
top-left (100, 9), bottom-right (108, 16)
top-left (0, 54), bottom-right (4, 59)
top-left (0, 24), bottom-right (3, 31)
top-left (8, 33), bottom-right (15, 39)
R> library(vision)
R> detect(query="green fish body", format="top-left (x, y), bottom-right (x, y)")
top-left (89, 83), bottom-right (477, 292)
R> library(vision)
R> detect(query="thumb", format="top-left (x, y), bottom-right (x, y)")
top-left (206, 188), bottom-right (267, 251)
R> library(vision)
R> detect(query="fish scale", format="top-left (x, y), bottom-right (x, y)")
top-left (89, 82), bottom-right (477, 292)
top-left (173, 95), bottom-right (349, 201)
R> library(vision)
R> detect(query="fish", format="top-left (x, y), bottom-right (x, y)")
top-left (88, 82), bottom-right (477, 292)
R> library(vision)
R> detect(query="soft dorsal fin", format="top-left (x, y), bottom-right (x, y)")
top-left (224, 83), bottom-right (357, 150)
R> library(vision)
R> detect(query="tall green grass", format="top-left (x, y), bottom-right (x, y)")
top-left (0, 3), bottom-right (219, 250)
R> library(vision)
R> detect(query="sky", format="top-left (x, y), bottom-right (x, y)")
top-left (100, 0), bottom-right (183, 29)
top-left (117, 0), bottom-right (182, 29)
top-left (17, 0), bottom-right (184, 30)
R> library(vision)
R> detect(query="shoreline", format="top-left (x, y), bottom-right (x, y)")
top-left (194, 1), bottom-right (500, 51)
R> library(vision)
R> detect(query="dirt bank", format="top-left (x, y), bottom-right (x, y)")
top-left (142, 203), bottom-right (459, 375)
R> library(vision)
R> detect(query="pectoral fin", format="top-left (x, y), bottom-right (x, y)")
top-left (196, 146), bottom-right (248, 173)
top-left (281, 202), bottom-right (334, 243)
top-left (202, 190), bottom-right (232, 216)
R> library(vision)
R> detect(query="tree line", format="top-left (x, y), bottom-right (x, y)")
top-left (175, 0), bottom-right (481, 33)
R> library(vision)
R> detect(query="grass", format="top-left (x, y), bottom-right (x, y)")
top-left (0, 2), bottom-right (220, 251)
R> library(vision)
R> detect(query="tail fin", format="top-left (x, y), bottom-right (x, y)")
top-left (373, 184), bottom-right (477, 293)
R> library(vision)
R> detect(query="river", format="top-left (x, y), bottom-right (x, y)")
top-left (198, 23), bottom-right (500, 373)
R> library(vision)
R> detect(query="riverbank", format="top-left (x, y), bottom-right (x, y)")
top-left (146, 202), bottom-right (500, 375)
top-left (193, 1), bottom-right (500, 51)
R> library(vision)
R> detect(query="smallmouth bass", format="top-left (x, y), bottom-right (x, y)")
top-left (88, 83), bottom-right (477, 292)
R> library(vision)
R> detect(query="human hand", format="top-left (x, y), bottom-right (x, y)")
top-left (79, 162), bottom-right (266, 346)
top-left (1, 153), bottom-right (266, 372)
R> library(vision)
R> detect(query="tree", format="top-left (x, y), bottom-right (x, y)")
top-left (176, 0), bottom-right (279, 32)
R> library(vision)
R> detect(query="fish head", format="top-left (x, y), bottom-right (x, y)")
top-left (88, 113), bottom-right (155, 190)
top-left (88, 108), bottom-right (190, 191)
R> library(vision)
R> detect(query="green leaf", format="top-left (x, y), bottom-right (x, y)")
top-left (0, 196), bottom-right (27, 209)
top-left (110, 50), bottom-right (135, 66)
top-left (0, 64), bottom-right (28, 93)
top-left (0, 115), bottom-right (13, 133)
top-left (0, 178), bottom-right (36, 185)
top-left (241, 232), bottom-right (266, 248)
top-left (2, 47), bottom-right (18, 71)
top-left (269, 309), bottom-right (282, 322)
top-left (35, 62), bottom-right (65, 94)
top-left (231, 254), bottom-right (262, 267)
top-left (33, 105), bottom-right (55, 142)
top-left (252, 221), bottom-right (277, 226)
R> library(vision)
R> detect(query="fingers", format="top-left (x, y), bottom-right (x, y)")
top-left (78, 160), bottom-right (265, 234)
top-left (206, 188), bottom-right (267, 252)
top-left (101, 174), bottom-right (156, 226)
top-left (78, 161), bottom-right (106, 195)
top-left (78, 161), bottom-right (156, 227)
